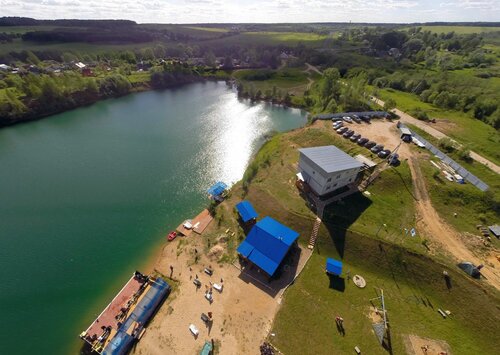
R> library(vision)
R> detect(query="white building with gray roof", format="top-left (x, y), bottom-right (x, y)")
top-left (298, 145), bottom-right (363, 196)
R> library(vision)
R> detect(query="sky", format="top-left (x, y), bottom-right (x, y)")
top-left (0, 0), bottom-right (499, 23)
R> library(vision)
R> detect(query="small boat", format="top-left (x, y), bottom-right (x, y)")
top-left (167, 231), bottom-right (177, 241)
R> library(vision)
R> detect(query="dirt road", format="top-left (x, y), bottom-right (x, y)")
top-left (407, 155), bottom-right (500, 291)
top-left (371, 96), bottom-right (500, 175)
top-left (327, 118), bottom-right (500, 291)
top-left (304, 63), bottom-right (499, 175)
top-left (304, 62), bottom-right (323, 76)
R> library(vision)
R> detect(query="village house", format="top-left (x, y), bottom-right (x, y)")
top-left (297, 145), bottom-right (363, 196)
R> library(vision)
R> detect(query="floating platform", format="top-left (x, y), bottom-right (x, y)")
top-left (176, 209), bottom-right (213, 236)
top-left (80, 272), bottom-right (170, 355)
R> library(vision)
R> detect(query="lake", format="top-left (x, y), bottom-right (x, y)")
top-left (0, 81), bottom-right (306, 354)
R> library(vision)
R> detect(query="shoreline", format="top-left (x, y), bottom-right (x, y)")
top-left (1, 75), bottom-right (312, 129)
top-left (65, 87), bottom-right (308, 354)
top-left (0, 75), bottom-right (218, 129)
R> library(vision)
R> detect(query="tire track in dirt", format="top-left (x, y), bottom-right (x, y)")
top-left (408, 156), bottom-right (500, 291)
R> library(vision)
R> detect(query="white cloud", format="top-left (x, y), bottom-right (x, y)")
top-left (1, 0), bottom-right (498, 22)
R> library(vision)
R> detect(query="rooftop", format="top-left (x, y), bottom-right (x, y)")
top-left (299, 145), bottom-right (363, 173)
top-left (236, 200), bottom-right (258, 223)
top-left (207, 181), bottom-right (227, 196)
top-left (237, 216), bottom-right (299, 276)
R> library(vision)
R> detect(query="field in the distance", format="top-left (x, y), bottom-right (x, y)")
top-left (418, 26), bottom-right (500, 34)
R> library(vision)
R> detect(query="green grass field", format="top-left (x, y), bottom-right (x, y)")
top-left (201, 31), bottom-right (331, 47)
top-left (406, 124), bottom-right (499, 241)
top-left (233, 68), bottom-right (312, 96)
top-left (372, 87), bottom-right (500, 166)
top-left (231, 122), bottom-right (500, 355)
top-left (0, 38), bottom-right (160, 55)
top-left (0, 25), bottom-right (61, 34)
top-left (127, 71), bottom-right (151, 84)
top-left (418, 26), bottom-right (500, 34)
top-left (240, 122), bottom-right (423, 253)
top-left (271, 231), bottom-right (499, 355)
top-left (200, 109), bottom-right (500, 355)
top-left (183, 26), bottom-right (229, 33)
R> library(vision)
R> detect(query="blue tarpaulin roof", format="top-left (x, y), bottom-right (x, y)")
top-left (236, 200), bottom-right (258, 222)
top-left (207, 181), bottom-right (227, 196)
top-left (326, 258), bottom-right (343, 276)
top-left (237, 216), bottom-right (299, 276)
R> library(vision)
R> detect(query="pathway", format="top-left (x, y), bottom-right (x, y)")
top-left (371, 97), bottom-right (500, 175)
top-left (304, 63), bottom-right (323, 76)
top-left (407, 155), bottom-right (500, 291)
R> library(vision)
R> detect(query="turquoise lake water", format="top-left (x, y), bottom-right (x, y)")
top-left (0, 81), bottom-right (306, 354)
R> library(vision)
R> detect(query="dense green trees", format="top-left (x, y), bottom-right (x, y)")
top-left (0, 70), bottom-right (133, 126)
top-left (99, 74), bottom-right (131, 96)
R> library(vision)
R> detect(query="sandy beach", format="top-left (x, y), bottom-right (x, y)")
top-left (133, 232), bottom-right (280, 354)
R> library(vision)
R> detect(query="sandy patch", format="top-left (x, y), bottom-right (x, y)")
top-left (404, 334), bottom-right (451, 355)
top-left (367, 306), bottom-right (384, 324)
top-left (133, 226), bottom-right (312, 355)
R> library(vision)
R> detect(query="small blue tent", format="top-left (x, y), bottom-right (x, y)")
top-left (326, 258), bottom-right (343, 276)
top-left (235, 200), bottom-right (258, 223)
top-left (237, 216), bottom-right (299, 276)
top-left (207, 181), bottom-right (227, 197)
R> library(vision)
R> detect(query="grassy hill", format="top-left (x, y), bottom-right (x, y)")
top-left (218, 122), bottom-right (500, 355)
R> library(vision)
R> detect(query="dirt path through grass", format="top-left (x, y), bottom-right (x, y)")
top-left (407, 155), bottom-right (500, 290)
top-left (304, 62), bottom-right (323, 76)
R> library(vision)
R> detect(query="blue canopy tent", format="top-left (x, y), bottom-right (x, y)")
top-left (235, 200), bottom-right (258, 223)
top-left (207, 181), bottom-right (228, 201)
top-left (326, 258), bottom-right (343, 276)
top-left (237, 216), bottom-right (299, 276)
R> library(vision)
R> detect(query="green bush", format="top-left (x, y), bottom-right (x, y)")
top-left (438, 137), bottom-right (456, 153)
top-left (410, 107), bottom-right (429, 121)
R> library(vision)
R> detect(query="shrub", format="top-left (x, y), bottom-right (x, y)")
top-left (438, 137), bottom-right (456, 153)
top-left (410, 107), bottom-right (429, 121)
top-left (457, 146), bottom-right (472, 163)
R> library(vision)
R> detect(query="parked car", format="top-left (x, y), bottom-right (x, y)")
top-left (364, 141), bottom-right (376, 149)
top-left (360, 115), bottom-right (371, 123)
top-left (333, 121), bottom-right (343, 128)
top-left (337, 127), bottom-right (348, 134)
top-left (378, 149), bottom-right (391, 158)
top-left (388, 153), bottom-right (400, 166)
top-left (343, 130), bottom-right (354, 138)
top-left (350, 133), bottom-right (361, 142)
top-left (357, 137), bottom-right (369, 146)
top-left (371, 144), bottom-right (384, 153)
top-left (343, 116), bottom-right (353, 123)
top-left (352, 115), bottom-right (362, 123)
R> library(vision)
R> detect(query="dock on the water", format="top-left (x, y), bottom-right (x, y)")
top-left (176, 209), bottom-right (213, 236)
top-left (80, 272), bottom-right (170, 355)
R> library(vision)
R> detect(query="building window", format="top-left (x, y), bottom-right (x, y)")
top-left (312, 171), bottom-right (315, 174)
top-left (333, 183), bottom-right (337, 187)
top-left (348, 178), bottom-right (352, 182)
top-left (326, 185), bottom-right (331, 190)
top-left (336, 174), bottom-right (341, 179)
top-left (327, 177), bottom-right (332, 182)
